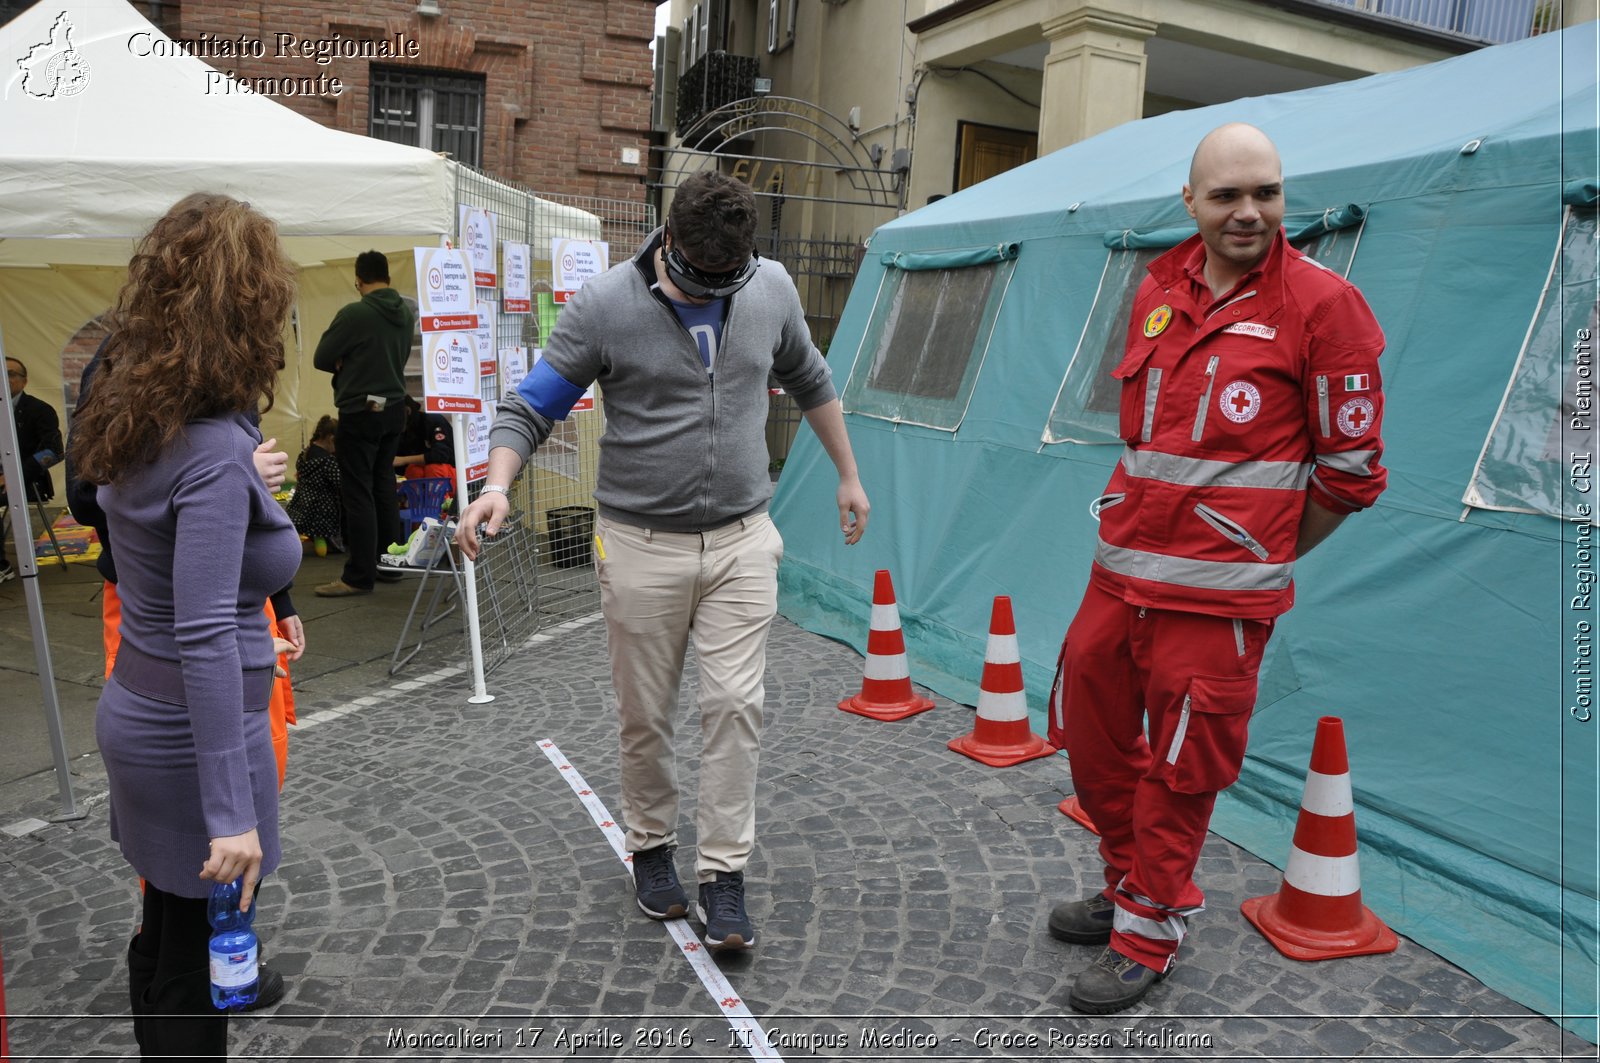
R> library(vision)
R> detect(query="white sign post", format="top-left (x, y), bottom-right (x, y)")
top-left (415, 244), bottom-right (491, 704)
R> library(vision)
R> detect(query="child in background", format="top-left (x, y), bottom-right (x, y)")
top-left (287, 415), bottom-right (342, 556)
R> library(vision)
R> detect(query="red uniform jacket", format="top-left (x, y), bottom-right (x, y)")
top-left (1090, 230), bottom-right (1387, 620)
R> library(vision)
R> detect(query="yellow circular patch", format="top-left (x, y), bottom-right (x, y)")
top-left (1143, 304), bottom-right (1173, 338)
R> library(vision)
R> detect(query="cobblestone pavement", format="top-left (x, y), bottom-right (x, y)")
top-left (0, 615), bottom-right (1589, 1061)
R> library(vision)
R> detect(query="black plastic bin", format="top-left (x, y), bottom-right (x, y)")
top-left (546, 506), bottom-right (596, 568)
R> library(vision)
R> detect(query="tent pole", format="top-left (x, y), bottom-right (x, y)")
top-left (0, 324), bottom-right (83, 822)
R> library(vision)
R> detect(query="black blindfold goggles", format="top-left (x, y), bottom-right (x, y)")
top-left (663, 241), bottom-right (760, 299)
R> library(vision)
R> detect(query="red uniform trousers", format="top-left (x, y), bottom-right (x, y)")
top-left (1055, 581), bottom-right (1272, 972)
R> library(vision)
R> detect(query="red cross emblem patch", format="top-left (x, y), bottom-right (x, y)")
top-left (1219, 380), bottom-right (1262, 423)
top-left (1337, 397), bottom-right (1375, 437)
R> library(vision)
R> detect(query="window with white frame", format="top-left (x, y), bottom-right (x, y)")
top-left (1467, 199), bottom-right (1599, 522)
top-left (841, 245), bottom-right (1019, 430)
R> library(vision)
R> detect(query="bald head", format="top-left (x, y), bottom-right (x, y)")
top-left (1183, 123), bottom-right (1285, 291)
top-left (1188, 123), bottom-right (1281, 189)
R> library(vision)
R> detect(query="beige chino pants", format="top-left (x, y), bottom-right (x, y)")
top-left (595, 513), bottom-right (783, 881)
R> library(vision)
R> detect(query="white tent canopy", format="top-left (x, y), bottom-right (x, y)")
top-left (0, 0), bottom-right (455, 266)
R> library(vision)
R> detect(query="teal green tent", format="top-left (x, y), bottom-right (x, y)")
top-left (772, 25), bottom-right (1598, 1039)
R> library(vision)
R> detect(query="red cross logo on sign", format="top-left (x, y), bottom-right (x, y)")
top-left (1219, 380), bottom-right (1262, 423)
top-left (1337, 397), bottom-right (1375, 437)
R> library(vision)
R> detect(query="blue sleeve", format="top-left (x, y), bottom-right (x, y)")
top-left (516, 359), bottom-right (586, 421)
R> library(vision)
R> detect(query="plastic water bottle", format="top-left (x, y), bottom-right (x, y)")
top-left (207, 878), bottom-right (259, 1010)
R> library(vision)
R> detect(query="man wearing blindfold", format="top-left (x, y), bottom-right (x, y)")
top-left (459, 171), bottom-right (869, 953)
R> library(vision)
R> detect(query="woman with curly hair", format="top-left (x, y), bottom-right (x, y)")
top-left (73, 193), bottom-right (301, 1060)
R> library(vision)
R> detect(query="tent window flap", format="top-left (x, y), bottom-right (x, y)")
top-left (1044, 248), bottom-right (1161, 445)
top-left (1466, 206), bottom-right (1599, 523)
top-left (843, 251), bottom-right (1018, 430)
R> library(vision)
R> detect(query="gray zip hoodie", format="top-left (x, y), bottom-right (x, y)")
top-left (488, 230), bottom-right (836, 532)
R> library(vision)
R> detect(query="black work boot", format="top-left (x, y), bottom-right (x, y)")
top-left (1068, 946), bottom-right (1165, 1014)
top-left (1047, 892), bottom-right (1115, 945)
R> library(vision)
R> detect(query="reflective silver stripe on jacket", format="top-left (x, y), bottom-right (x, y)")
top-left (1141, 368), bottom-right (1163, 443)
top-left (1095, 541), bottom-right (1294, 592)
top-left (1122, 448), bottom-right (1311, 491)
top-left (1315, 449), bottom-right (1379, 477)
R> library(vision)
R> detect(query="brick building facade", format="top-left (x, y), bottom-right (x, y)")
top-left (173, 0), bottom-right (656, 202)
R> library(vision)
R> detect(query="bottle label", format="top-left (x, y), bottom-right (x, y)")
top-left (209, 942), bottom-right (259, 989)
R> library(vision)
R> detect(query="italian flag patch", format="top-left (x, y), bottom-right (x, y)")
top-left (1344, 373), bottom-right (1370, 392)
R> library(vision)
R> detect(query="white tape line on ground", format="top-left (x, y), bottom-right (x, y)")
top-left (537, 739), bottom-right (784, 1063)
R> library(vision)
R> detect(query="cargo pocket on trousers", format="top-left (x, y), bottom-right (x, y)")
top-left (1162, 672), bottom-right (1258, 794)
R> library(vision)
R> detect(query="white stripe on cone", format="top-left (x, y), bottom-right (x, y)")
top-left (985, 632), bottom-right (1020, 664)
top-left (870, 602), bottom-right (901, 631)
top-left (1300, 768), bottom-right (1355, 818)
top-left (1283, 844), bottom-right (1363, 897)
top-left (863, 652), bottom-right (911, 681)
top-left (977, 687), bottom-right (1028, 722)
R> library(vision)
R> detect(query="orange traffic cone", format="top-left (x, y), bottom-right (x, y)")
top-left (1241, 716), bottom-right (1398, 961)
top-left (948, 596), bottom-right (1055, 767)
top-left (839, 570), bottom-right (935, 722)
top-left (1057, 795), bottom-right (1100, 834)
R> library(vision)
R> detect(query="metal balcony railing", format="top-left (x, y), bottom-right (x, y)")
top-left (675, 51), bottom-right (761, 138)
top-left (1306, 0), bottom-right (1557, 44)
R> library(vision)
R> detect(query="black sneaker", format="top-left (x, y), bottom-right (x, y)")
top-left (632, 845), bottom-right (688, 919)
top-left (238, 962), bottom-right (285, 1011)
top-left (696, 871), bottom-right (756, 952)
top-left (1068, 946), bottom-right (1165, 1014)
top-left (1047, 892), bottom-right (1115, 944)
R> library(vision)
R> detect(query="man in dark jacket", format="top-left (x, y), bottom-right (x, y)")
top-left (312, 250), bottom-right (416, 596)
top-left (2, 356), bottom-right (63, 580)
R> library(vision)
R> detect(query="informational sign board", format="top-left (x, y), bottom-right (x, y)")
top-left (460, 206), bottom-right (497, 288)
top-left (552, 238), bottom-right (608, 304)
top-left (502, 242), bottom-right (531, 314)
top-left (472, 300), bottom-right (496, 376)
top-left (533, 346), bottom-right (594, 413)
top-left (463, 402), bottom-right (495, 482)
top-left (421, 331), bottom-right (481, 414)
top-left (500, 346), bottom-right (529, 399)
top-left (413, 247), bottom-right (478, 333)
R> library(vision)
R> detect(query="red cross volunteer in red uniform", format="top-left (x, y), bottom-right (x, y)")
top-left (1046, 123), bottom-right (1388, 1014)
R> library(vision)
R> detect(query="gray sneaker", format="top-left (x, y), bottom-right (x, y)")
top-left (1048, 892), bottom-right (1115, 944)
top-left (632, 845), bottom-right (688, 919)
top-left (1068, 946), bottom-right (1165, 1014)
top-left (696, 871), bottom-right (756, 952)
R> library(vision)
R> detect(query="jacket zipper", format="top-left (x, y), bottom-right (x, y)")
top-left (1090, 493), bottom-right (1126, 520)
top-left (652, 279), bottom-right (724, 528)
top-left (1192, 355), bottom-right (1219, 442)
top-left (1316, 374), bottom-right (1331, 437)
top-left (1206, 289), bottom-right (1258, 318)
top-left (1194, 502), bottom-right (1271, 560)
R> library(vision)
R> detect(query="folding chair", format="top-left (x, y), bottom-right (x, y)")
top-left (0, 484), bottom-right (65, 569)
